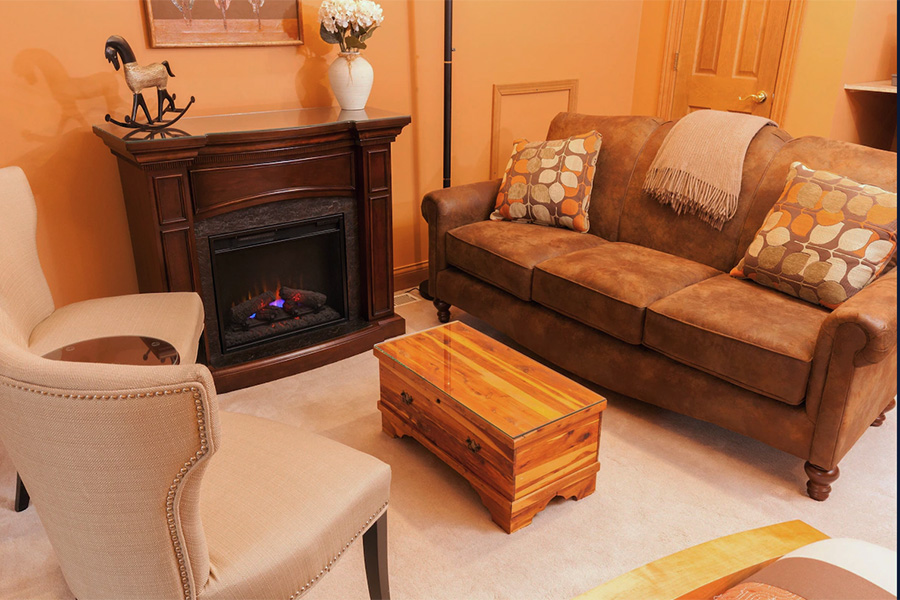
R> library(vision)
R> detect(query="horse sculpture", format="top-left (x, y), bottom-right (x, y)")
top-left (104, 35), bottom-right (193, 130)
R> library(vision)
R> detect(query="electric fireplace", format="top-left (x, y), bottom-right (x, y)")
top-left (94, 108), bottom-right (410, 391)
top-left (194, 194), bottom-right (365, 374)
top-left (210, 215), bottom-right (348, 353)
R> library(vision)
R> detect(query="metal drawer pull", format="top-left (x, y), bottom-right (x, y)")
top-left (400, 391), bottom-right (413, 405)
top-left (465, 437), bottom-right (481, 453)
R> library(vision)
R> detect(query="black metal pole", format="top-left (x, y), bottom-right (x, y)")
top-left (442, 0), bottom-right (453, 188)
top-left (420, 0), bottom-right (453, 301)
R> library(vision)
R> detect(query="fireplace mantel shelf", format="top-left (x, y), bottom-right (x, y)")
top-left (95, 107), bottom-right (411, 391)
top-left (94, 107), bottom-right (411, 163)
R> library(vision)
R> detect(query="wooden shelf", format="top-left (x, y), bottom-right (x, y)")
top-left (844, 79), bottom-right (897, 94)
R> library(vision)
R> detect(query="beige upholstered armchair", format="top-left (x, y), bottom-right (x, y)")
top-left (0, 315), bottom-right (391, 599)
top-left (0, 164), bottom-right (392, 598)
top-left (0, 166), bottom-right (205, 365)
top-left (1, 164), bottom-right (204, 510)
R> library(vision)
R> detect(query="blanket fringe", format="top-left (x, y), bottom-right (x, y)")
top-left (644, 166), bottom-right (738, 231)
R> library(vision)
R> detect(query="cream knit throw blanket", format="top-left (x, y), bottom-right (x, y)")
top-left (643, 110), bottom-right (775, 230)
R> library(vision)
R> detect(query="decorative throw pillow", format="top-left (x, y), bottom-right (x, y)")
top-left (714, 582), bottom-right (806, 600)
top-left (731, 162), bottom-right (897, 308)
top-left (490, 131), bottom-right (602, 233)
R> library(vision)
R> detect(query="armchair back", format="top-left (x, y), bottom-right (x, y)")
top-left (0, 167), bottom-right (56, 346)
top-left (0, 318), bottom-right (220, 599)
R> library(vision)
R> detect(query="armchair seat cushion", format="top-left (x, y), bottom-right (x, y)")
top-left (200, 412), bottom-right (391, 600)
top-left (28, 292), bottom-right (204, 364)
top-left (446, 221), bottom-right (605, 301)
top-left (644, 275), bottom-right (829, 405)
top-left (533, 243), bottom-right (720, 344)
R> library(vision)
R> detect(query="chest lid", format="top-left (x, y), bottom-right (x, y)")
top-left (374, 321), bottom-right (606, 441)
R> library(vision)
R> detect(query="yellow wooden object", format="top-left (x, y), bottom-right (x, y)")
top-left (575, 520), bottom-right (829, 600)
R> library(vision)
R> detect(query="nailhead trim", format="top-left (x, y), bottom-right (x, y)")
top-left (167, 386), bottom-right (209, 600)
top-left (1, 380), bottom-right (206, 600)
top-left (287, 500), bottom-right (389, 600)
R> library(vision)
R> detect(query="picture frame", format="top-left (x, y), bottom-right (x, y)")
top-left (144, 0), bottom-right (304, 48)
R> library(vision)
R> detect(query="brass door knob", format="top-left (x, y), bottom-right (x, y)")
top-left (739, 90), bottom-right (768, 104)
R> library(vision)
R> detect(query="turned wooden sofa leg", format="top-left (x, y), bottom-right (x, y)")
top-left (804, 462), bottom-right (839, 501)
top-left (363, 512), bottom-right (390, 600)
top-left (871, 398), bottom-right (896, 427)
top-left (433, 299), bottom-right (451, 323)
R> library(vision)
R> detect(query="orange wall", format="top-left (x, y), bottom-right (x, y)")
top-left (781, 0), bottom-right (857, 138)
top-left (632, 0), bottom-right (671, 118)
top-left (0, 0), bottom-right (644, 308)
top-left (631, 0), bottom-right (898, 146)
top-left (828, 0), bottom-right (897, 149)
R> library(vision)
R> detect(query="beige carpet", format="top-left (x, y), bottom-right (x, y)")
top-left (1, 296), bottom-right (896, 599)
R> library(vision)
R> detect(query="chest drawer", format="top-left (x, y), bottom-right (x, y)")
top-left (378, 361), bottom-right (517, 496)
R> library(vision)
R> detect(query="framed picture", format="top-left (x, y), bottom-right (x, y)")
top-left (144, 0), bottom-right (304, 48)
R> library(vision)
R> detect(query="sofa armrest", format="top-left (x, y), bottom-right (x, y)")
top-left (421, 179), bottom-right (502, 296)
top-left (806, 268), bottom-right (897, 467)
top-left (820, 268), bottom-right (897, 367)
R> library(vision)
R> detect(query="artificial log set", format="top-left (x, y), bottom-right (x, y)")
top-left (230, 286), bottom-right (329, 330)
top-left (225, 286), bottom-right (340, 349)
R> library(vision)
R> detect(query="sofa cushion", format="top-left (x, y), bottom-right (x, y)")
top-left (546, 114), bottom-right (663, 241)
top-left (732, 136), bottom-right (898, 277)
top-left (533, 243), bottom-right (720, 344)
top-left (446, 221), bottom-right (605, 301)
top-left (490, 131), bottom-right (602, 232)
top-left (617, 122), bottom-right (791, 272)
top-left (731, 161), bottom-right (897, 308)
top-left (644, 275), bottom-right (829, 405)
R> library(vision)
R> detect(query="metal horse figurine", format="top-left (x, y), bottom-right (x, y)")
top-left (104, 35), bottom-right (194, 130)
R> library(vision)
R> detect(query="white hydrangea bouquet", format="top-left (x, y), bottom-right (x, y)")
top-left (318, 0), bottom-right (384, 53)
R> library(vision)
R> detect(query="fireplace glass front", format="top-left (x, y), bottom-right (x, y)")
top-left (210, 215), bottom-right (349, 354)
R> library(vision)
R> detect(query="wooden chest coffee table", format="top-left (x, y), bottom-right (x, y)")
top-left (374, 321), bottom-right (606, 533)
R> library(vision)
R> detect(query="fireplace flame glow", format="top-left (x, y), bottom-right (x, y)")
top-left (248, 296), bottom-right (287, 320)
top-left (243, 284), bottom-right (309, 320)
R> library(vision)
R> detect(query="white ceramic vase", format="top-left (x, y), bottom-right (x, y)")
top-left (328, 51), bottom-right (374, 111)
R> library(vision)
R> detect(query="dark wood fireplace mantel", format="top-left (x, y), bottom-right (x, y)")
top-left (94, 107), bottom-right (411, 391)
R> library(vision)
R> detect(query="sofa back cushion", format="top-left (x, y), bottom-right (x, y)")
top-left (733, 136), bottom-right (898, 271)
top-left (731, 161), bottom-right (896, 308)
top-left (546, 113), bottom-right (662, 241)
top-left (616, 122), bottom-right (791, 272)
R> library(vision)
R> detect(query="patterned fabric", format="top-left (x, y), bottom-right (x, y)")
top-left (490, 131), bottom-right (602, 232)
top-left (731, 162), bottom-right (897, 308)
top-left (715, 581), bottom-right (807, 600)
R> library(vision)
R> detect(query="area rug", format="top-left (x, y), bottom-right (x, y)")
top-left (0, 296), bottom-right (896, 599)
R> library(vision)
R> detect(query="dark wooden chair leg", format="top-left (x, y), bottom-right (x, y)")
top-left (433, 299), bottom-right (451, 323)
top-left (14, 473), bottom-right (30, 512)
top-left (362, 511), bottom-right (390, 600)
top-left (804, 461), bottom-right (839, 501)
top-left (871, 398), bottom-right (896, 427)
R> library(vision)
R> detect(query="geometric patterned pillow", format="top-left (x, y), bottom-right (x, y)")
top-left (730, 162), bottom-right (897, 308)
top-left (490, 131), bottom-right (602, 233)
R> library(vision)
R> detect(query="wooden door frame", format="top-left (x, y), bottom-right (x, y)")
top-left (656, 0), bottom-right (806, 123)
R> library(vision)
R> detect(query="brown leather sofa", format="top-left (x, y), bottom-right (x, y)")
top-left (422, 112), bottom-right (897, 500)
